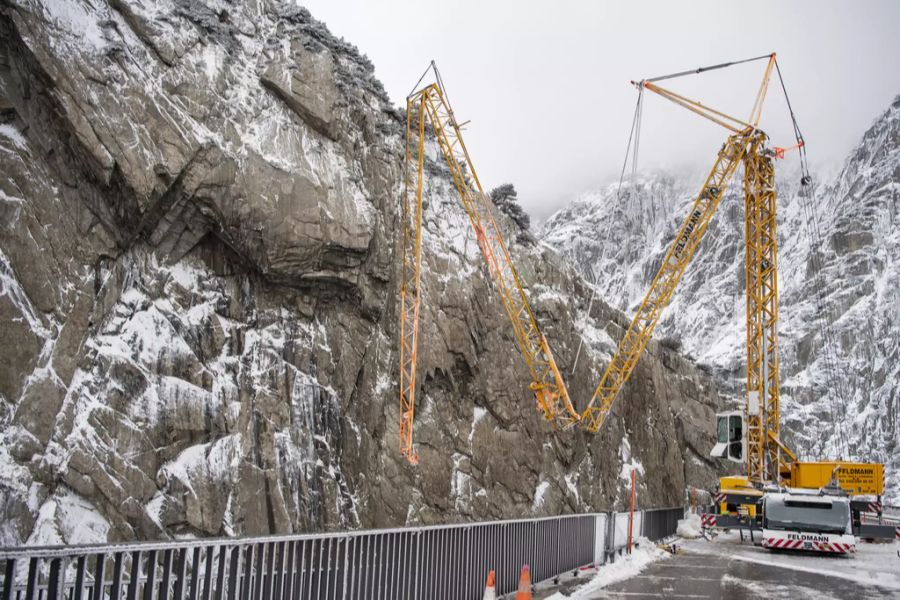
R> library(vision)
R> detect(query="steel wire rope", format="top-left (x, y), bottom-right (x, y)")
top-left (571, 87), bottom-right (644, 375)
top-left (774, 59), bottom-right (851, 459)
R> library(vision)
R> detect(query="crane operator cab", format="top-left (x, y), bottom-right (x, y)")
top-left (711, 411), bottom-right (745, 462)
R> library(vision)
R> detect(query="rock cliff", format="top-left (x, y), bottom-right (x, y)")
top-left (0, 0), bottom-right (723, 545)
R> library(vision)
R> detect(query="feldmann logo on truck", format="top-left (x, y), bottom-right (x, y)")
top-left (840, 467), bottom-right (874, 475)
top-left (785, 533), bottom-right (831, 542)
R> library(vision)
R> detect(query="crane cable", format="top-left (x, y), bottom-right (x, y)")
top-left (571, 87), bottom-right (644, 375)
top-left (408, 60), bottom-right (437, 99)
top-left (795, 175), bottom-right (849, 460)
top-left (645, 53), bottom-right (775, 84)
top-left (773, 60), bottom-right (851, 460)
top-left (773, 61), bottom-right (811, 183)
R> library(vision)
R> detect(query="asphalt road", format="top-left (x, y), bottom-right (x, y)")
top-left (591, 551), bottom-right (896, 599)
top-left (535, 537), bottom-right (900, 599)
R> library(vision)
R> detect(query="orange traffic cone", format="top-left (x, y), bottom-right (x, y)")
top-left (515, 564), bottom-right (532, 600)
top-left (482, 570), bottom-right (496, 600)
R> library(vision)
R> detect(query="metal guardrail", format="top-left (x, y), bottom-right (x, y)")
top-left (640, 506), bottom-right (682, 543)
top-left (0, 507), bottom-right (684, 600)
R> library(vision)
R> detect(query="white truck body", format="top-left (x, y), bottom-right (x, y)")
top-left (761, 491), bottom-right (855, 555)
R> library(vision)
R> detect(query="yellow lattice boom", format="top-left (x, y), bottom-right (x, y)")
top-left (580, 131), bottom-right (753, 431)
top-left (580, 56), bottom-right (779, 439)
top-left (399, 55), bottom-right (801, 483)
top-left (398, 78), bottom-right (578, 464)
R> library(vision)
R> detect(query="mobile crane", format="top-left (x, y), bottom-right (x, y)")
top-left (610, 54), bottom-right (892, 546)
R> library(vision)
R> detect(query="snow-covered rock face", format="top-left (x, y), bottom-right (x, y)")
top-left (542, 97), bottom-right (900, 502)
top-left (0, 1), bottom-right (724, 545)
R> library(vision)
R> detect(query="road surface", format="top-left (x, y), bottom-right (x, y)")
top-left (536, 533), bottom-right (900, 599)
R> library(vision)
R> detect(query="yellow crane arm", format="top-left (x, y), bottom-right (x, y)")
top-left (744, 138), bottom-right (788, 483)
top-left (579, 131), bottom-right (754, 431)
top-left (398, 82), bottom-right (578, 463)
top-left (398, 93), bottom-right (428, 465)
top-left (579, 55), bottom-right (778, 434)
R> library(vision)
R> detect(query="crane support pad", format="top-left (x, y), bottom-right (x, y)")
top-left (704, 514), bottom-right (752, 529)
top-left (854, 523), bottom-right (897, 540)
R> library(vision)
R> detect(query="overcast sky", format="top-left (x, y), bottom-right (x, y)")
top-left (301, 1), bottom-right (900, 220)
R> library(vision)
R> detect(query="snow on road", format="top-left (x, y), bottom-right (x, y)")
top-left (539, 528), bottom-right (900, 599)
top-left (683, 530), bottom-right (900, 591)
top-left (543, 538), bottom-right (669, 599)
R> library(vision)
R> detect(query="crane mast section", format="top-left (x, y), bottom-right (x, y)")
top-left (398, 84), bottom-right (578, 463)
top-left (416, 85), bottom-right (577, 423)
top-left (580, 132), bottom-right (752, 432)
top-left (743, 138), bottom-right (785, 483)
top-left (398, 96), bottom-right (427, 464)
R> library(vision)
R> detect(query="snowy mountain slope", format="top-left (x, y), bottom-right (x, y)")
top-left (0, 0), bottom-right (725, 545)
top-left (542, 98), bottom-right (900, 501)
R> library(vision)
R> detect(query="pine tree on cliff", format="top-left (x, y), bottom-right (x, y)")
top-left (489, 183), bottom-right (531, 233)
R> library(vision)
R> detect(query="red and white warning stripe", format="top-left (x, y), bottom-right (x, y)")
top-left (817, 541), bottom-right (855, 554)
top-left (895, 526), bottom-right (900, 541)
top-left (714, 492), bottom-right (726, 505)
top-left (763, 537), bottom-right (803, 550)
top-left (762, 536), bottom-right (855, 554)
top-left (868, 501), bottom-right (883, 513)
top-left (701, 514), bottom-right (716, 529)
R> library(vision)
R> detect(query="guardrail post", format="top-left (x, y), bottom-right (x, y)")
top-left (127, 550), bottom-right (142, 600)
top-left (47, 557), bottom-right (64, 600)
top-left (531, 522), bottom-right (537, 583)
top-left (73, 555), bottom-right (87, 600)
top-left (160, 550), bottom-right (173, 600)
top-left (553, 518), bottom-right (560, 582)
top-left (240, 545), bottom-right (253, 600)
top-left (605, 512), bottom-right (616, 564)
top-left (2, 557), bottom-right (16, 600)
top-left (94, 554), bottom-right (107, 600)
top-left (144, 549), bottom-right (158, 600)
top-left (252, 544), bottom-right (265, 600)
top-left (24, 556), bottom-right (38, 600)
top-left (110, 553), bottom-right (124, 600)
top-left (172, 548), bottom-right (188, 600)
top-left (226, 547), bottom-right (239, 600)
top-left (628, 471), bottom-right (636, 554)
top-left (217, 545), bottom-right (229, 599)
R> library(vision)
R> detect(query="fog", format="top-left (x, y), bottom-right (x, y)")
top-left (300, 1), bottom-right (900, 221)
